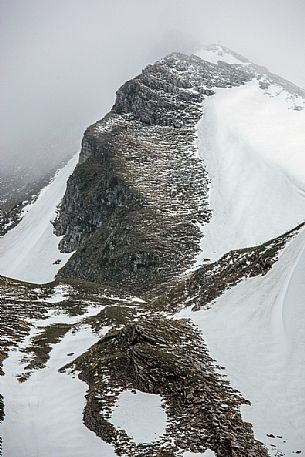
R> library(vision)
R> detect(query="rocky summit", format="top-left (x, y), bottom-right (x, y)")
top-left (0, 45), bottom-right (305, 457)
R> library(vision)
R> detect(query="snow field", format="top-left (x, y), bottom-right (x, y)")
top-left (197, 81), bottom-right (305, 262)
top-left (183, 451), bottom-right (216, 457)
top-left (178, 79), bottom-right (305, 454)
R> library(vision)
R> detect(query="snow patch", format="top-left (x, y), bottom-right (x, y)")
top-left (183, 451), bottom-right (216, 457)
top-left (44, 284), bottom-right (72, 304)
top-left (109, 389), bottom-right (167, 444)
top-left (195, 45), bottom-right (248, 65)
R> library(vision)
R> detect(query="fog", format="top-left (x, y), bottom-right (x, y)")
top-left (1, 0), bottom-right (304, 179)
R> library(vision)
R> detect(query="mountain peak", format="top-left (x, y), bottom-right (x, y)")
top-left (195, 43), bottom-right (251, 66)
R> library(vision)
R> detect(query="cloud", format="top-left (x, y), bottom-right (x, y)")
top-left (0, 0), bottom-right (304, 177)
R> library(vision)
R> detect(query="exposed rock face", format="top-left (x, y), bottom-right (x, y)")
top-left (56, 52), bottom-right (304, 293)
top-left (54, 51), bottom-right (305, 294)
top-left (54, 53), bottom-right (257, 292)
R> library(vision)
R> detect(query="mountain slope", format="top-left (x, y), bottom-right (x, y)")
top-left (0, 45), bottom-right (304, 457)
top-left (53, 52), bottom-right (254, 291)
top-left (198, 80), bottom-right (305, 262)
top-left (53, 49), bottom-right (305, 291)
top-left (176, 225), bottom-right (305, 456)
top-left (0, 155), bottom-right (78, 283)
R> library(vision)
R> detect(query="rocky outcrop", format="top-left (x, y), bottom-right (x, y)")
top-left (67, 317), bottom-right (268, 457)
top-left (56, 51), bottom-right (305, 294)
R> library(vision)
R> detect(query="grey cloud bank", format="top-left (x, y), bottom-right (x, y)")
top-left (1, 0), bottom-right (304, 178)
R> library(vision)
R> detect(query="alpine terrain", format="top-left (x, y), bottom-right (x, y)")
top-left (0, 43), bottom-right (304, 457)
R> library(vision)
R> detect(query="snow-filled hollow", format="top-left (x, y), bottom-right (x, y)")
top-left (0, 154), bottom-right (78, 284)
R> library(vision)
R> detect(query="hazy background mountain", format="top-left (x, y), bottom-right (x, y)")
top-left (1, 0), bottom-right (305, 179)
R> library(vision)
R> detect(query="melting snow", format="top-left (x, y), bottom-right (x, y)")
top-left (44, 284), bottom-right (72, 304)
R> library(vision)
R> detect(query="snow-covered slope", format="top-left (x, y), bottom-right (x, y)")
top-left (176, 53), bottom-right (305, 456)
top-left (198, 80), bottom-right (305, 262)
top-left (0, 155), bottom-right (78, 284)
top-left (176, 226), bottom-right (305, 456)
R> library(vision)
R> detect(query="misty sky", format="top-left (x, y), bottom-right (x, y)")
top-left (1, 0), bottom-right (305, 178)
